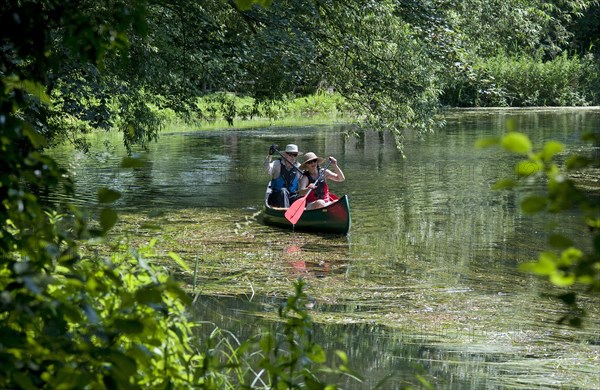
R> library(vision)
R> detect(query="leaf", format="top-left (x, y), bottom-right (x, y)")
top-left (100, 208), bottom-right (118, 231)
top-left (169, 252), bottom-right (191, 272)
top-left (540, 141), bottom-right (564, 161)
top-left (504, 117), bottom-right (518, 133)
top-left (108, 351), bottom-right (138, 380)
top-left (308, 345), bottom-right (326, 363)
top-left (501, 132), bottom-right (532, 154)
top-left (559, 247), bottom-right (583, 267)
top-left (520, 195), bottom-right (547, 213)
top-left (335, 350), bottom-right (349, 365)
top-left (519, 252), bottom-right (557, 275)
top-left (415, 374), bottom-right (435, 390)
top-left (515, 159), bottom-right (543, 176)
top-left (23, 124), bottom-right (48, 148)
top-left (135, 285), bottom-right (163, 304)
top-left (113, 318), bottom-right (144, 334)
top-left (492, 178), bottom-right (516, 190)
top-left (558, 292), bottom-right (577, 305)
top-left (21, 80), bottom-right (52, 105)
top-left (550, 272), bottom-right (576, 287)
top-left (98, 188), bottom-right (121, 204)
top-left (565, 155), bottom-right (592, 170)
top-left (13, 372), bottom-right (36, 390)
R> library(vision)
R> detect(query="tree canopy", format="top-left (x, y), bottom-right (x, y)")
top-left (1, 0), bottom-right (599, 387)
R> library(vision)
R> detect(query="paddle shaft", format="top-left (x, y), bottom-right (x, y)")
top-left (273, 147), bottom-right (304, 176)
top-left (284, 159), bottom-right (332, 224)
top-left (300, 159), bottom-right (332, 199)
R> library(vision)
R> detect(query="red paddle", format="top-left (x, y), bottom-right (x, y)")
top-left (284, 159), bottom-right (332, 225)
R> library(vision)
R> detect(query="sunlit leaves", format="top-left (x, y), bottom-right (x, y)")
top-left (501, 132), bottom-right (532, 154)
top-left (168, 252), bottom-right (191, 273)
top-left (515, 159), bottom-right (543, 176)
top-left (482, 124), bottom-right (599, 327)
top-left (492, 178), bottom-right (516, 190)
top-left (540, 141), bottom-right (564, 161)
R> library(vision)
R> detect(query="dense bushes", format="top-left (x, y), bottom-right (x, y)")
top-left (442, 53), bottom-right (600, 107)
top-left (196, 91), bottom-right (350, 125)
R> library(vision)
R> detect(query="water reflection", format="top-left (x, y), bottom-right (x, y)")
top-left (47, 109), bottom-right (600, 389)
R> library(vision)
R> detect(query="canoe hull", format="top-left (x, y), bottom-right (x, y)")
top-left (263, 189), bottom-right (351, 235)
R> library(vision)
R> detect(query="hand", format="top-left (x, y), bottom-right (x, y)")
top-left (268, 144), bottom-right (278, 155)
top-left (328, 156), bottom-right (337, 166)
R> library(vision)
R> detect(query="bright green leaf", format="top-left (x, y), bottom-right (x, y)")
top-left (335, 350), bottom-right (348, 365)
top-left (559, 247), bottom-right (583, 267)
top-left (501, 132), bottom-right (532, 154)
top-left (515, 159), bottom-right (543, 176)
top-left (520, 252), bottom-right (557, 275)
top-left (550, 272), bottom-right (576, 287)
top-left (540, 141), bottom-right (563, 161)
top-left (492, 178), bottom-right (516, 190)
top-left (308, 345), bottom-right (327, 363)
top-left (168, 252), bottom-right (191, 272)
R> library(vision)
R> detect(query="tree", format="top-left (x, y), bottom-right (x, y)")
top-left (0, 1), bottom-right (201, 387)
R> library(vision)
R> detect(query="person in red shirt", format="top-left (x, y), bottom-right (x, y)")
top-left (298, 152), bottom-right (345, 210)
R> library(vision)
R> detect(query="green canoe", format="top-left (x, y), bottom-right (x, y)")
top-left (262, 186), bottom-right (351, 235)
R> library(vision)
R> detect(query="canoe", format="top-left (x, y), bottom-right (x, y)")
top-left (262, 186), bottom-right (351, 234)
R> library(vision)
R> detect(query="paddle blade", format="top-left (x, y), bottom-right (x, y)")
top-left (284, 196), bottom-right (308, 225)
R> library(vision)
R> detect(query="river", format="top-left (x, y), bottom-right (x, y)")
top-left (48, 108), bottom-right (600, 389)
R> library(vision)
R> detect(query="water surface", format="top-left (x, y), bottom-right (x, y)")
top-left (49, 109), bottom-right (600, 389)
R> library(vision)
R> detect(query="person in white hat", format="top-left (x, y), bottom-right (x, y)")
top-left (298, 152), bottom-right (345, 210)
top-left (264, 143), bottom-right (304, 207)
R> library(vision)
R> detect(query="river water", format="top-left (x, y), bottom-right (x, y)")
top-left (49, 109), bottom-right (599, 389)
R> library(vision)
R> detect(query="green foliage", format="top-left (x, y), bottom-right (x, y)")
top-left (479, 129), bottom-right (600, 326)
top-left (252, 280), bottom-right (362, 389)
top-left (1, 236), bottom-right (200, 389)
top-left (195, 92), bottom-right (348, 126)
top-left (443, 53), bottom-right (600, 107)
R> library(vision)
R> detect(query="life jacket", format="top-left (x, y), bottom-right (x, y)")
top-left (304, 168), bottom-right (330, 203)
top-left (270, 160), bottom-right (299, 193)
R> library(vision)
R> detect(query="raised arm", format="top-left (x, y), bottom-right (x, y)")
top-left (264, 154), bottom-right (281, 178)
top-left (326, 156), bottom-right (345, 182)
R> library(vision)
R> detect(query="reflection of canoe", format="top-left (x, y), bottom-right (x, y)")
top-left (263, 185), bottom-right (351, 234)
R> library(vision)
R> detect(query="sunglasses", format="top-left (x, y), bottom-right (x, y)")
top-left (307, 160), bottom-right (317, 164)
top-left (287, 152), bottom-right (298, 157)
